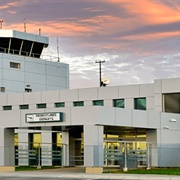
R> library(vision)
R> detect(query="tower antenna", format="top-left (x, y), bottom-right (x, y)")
top-left (57, 36), bottom-right (60, 62)
top-left (39, 28), bottom-right (41, 35)
top-left (24, 18), bottom-right (26, 32)
top-left (0, 19), bottom-right (4, 29)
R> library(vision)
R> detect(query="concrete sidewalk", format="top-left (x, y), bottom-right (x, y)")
top-left (0, 171), bottom-right (180, 180)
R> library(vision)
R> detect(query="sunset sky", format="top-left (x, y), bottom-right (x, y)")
top-left (1, 0), bottom-right (180, 88)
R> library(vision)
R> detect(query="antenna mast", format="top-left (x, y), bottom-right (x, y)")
top-left (39, 28), bottom-right (41, 35)
top-left (57, 36), bottom-right (60, 62)
top-left (24, 18), bottom-right (26, 32)
top-left (0, 20), bottom-right (4, 29)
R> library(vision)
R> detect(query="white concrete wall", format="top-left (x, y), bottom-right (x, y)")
top-left (41, 127), bottom-right (52, 166)
top-left (84, 125), bottom-right (104, 167)
top-left (0, 128), bottom-right (14, 166)
top-left (18, 128), bottom-right (29, 166)
top-left (0, 53), bottom-right (69, 93)
top-left (154, 77), bottom-right (180, 112)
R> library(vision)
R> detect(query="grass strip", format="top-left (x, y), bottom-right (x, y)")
top-left (105, 168), bottom-right (180, 175)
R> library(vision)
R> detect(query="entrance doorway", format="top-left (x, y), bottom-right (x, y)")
top-left (104, 140), bottom-right (148, 168)
top-left (69, 139), bottom-right (84, 166)
top-left (104, 126), bottom-right (148, 168)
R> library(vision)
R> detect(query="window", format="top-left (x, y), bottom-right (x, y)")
top-left (113, 99), bottom-right (124, 108)
top-left (73, 101), bottom-right (84, 107)
top-left (19, 104), bottom-right (29, 110)
top-left (10, 62), bottom-right (21, 69)
top-left (134, 98), bottom-right (146, 110)
top-left (0, 87), bottom-right (5, 92)
top-left (54, 102), bottom-right (65, 108)
top-left (37, 103), bottom-right (46, 109)
top-left (92, 100), bottom-right (104, 106)
top-left (163, 93), bottom-right (180, 113)
top-left (25, 88), bottom-right (32, 92)
top-left (3, 105), bottom-right (12, 111)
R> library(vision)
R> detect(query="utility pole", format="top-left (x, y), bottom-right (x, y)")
top-left (95, 60), bottom-right (105, 87)
top-left (0, 20), bottom-right (4, 29)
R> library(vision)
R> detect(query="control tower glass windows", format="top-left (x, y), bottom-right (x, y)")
top-left (0, 38), bottom-right (9, 53)
top-left (21, 40), bottom-right (32, 56)
top-left (10, 38), bottom-right (22, 55)
top-left (32, 42), bottom-right (44, 58)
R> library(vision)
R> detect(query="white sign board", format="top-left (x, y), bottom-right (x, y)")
top-left (26, 112), bottom-right (63, 123)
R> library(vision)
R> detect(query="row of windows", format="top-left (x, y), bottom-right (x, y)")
top-left (2, 98), bottom-right (146, 111)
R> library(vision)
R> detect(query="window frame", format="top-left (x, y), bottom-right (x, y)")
top-left (36, 103), bottom-right (47, 109)
top-left (73, 101), bottom-right (84, 107)
top-left (3, 105), bottom-right (12, 111)
top-left (134, 97), bottom-right (146, 110)
top-left (92, 100), bottom-right (104, 106)
top-left (10, 62), bottom-right (21, 69)
top-left (54, 102), bottom-right (65, 108)
top-left (113, 99), bottom-right (124, 108)
top-left (19, 104), bottom-right (29, 110)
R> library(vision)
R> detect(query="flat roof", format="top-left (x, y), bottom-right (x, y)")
top-left (0, 30), bottom-right (49, 46)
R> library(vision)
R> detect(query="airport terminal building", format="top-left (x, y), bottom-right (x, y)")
top-left (0, 29), bottom-right (180, 172)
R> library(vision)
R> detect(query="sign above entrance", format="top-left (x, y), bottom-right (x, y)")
top-left (26, 112), bottom-right (63, 123)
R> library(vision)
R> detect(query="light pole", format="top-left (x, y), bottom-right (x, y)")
top-left (95, 60), bottom-right (105, 87)
top-left (0, 20), bottom-right (4, 29)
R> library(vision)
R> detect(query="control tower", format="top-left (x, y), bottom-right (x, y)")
top-left (0, 30), bottom-right (69, 93)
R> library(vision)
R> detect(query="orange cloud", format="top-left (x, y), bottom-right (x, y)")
top-left (0, 1), bottom-right (26, 11)
top-left (8, 11), bottom-right (17, 14)
top-left (105, 0), bottom-right (180, 25)
top-left (5, 21), bottom-right (95, 37)
top-left (4, 13), bottom-right (125, 37)
top-left (0, 5), bottom-right (9, 10)
top-left (120, 31), bottom-right (180, 42)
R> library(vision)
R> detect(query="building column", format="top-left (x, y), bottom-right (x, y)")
top-left (84, 125), bottom-right (104, 167)
top-left (41, 127), bottom-right (52, 166)
top-left (18, 129), bottom-right (29, 166)
top-left (146, 129), bottom-right (158, 167)
top-left (0, 128), bottom-right (15, 171)
top-left (62, 131), bottom-right (69, 166)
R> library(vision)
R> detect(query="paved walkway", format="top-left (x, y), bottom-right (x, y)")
top-left (0, 170), bottom-right (180, 180)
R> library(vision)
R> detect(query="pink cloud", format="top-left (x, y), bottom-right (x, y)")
top-left (0, 5), bottom-right (9, 10)
top-left (106, 0), bottom-right (180, 24)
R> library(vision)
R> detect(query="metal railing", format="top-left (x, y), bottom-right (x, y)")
top-left (104, 141), bottom-right (152, 169)
top-left (0, 47), bottom-right (41, 58)
top-left (15, 142), bottom-right (63, 167)
top-left (11, 141), bottom-right (180, 169)
top-left (0, 46), bottom-right (60, 62)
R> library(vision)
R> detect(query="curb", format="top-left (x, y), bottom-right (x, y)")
top-left (0, 172), bottom-right (179, 180)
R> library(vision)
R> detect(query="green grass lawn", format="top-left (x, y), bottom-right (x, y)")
top-left (104, 168), bottom-right (180, 175)
top-left (16, 166), bottom-right (180, 175)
